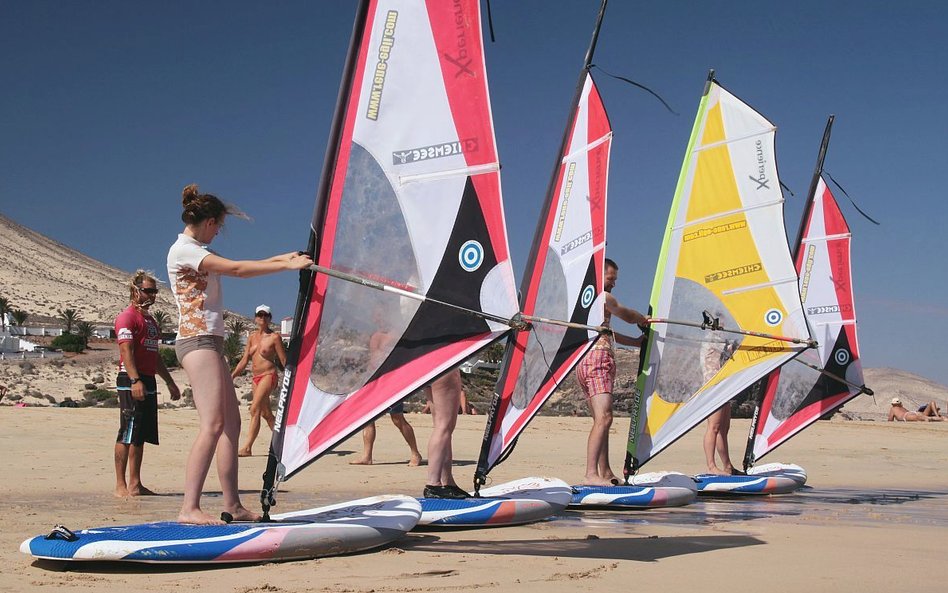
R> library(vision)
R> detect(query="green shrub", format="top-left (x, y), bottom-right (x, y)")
top-left (84, 388), bottom-right (116, 404)
top-left (159, 347), bottom-right (179, 369)
top-left (51, 333), bottom-right (86, 353)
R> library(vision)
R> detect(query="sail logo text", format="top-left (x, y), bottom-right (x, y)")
top-left (561, 230), bottom-right (592, 256)
top-left (273, 369), bottom-right (295, 434)
top-left (683, 220), bottom-right (746, 242)
top-left (749, 139), bottom-right (771, 190)
top-left (808, 304), bottom-right (852, 315)
top-left (799, 244), bottom-right (816, 302)
top-left (553, 162), bottom-right (577, 242)
top-left (392, 138), bottom-right (477, 165)
top-left (443, 0), bottom-right (474, 78)
top-left (737, 340), bottom-right (785, 363)
top-left (704, 262), bottom-right (762, 284)
top-left (366, 11), bottom-right (398, 121)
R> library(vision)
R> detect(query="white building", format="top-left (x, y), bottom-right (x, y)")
top-left (280, 317), bottom-right (293, 339)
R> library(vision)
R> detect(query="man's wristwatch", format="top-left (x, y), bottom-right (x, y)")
top-left (130, 377), bottom-right (141, 385)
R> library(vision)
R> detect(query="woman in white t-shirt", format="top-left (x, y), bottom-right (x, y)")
top-left (168, 184), bottom-right (312, 525)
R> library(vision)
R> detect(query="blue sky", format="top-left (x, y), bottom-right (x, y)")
top-left (2, 1), bottom-right (946, 385)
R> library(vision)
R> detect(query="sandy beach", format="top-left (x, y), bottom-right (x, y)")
top-left (3, 406), bottom-right (946, 593)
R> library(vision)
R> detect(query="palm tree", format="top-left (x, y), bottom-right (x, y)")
top-left (57, 308), bottom-right (82, 334)
top-left (226, 316), bottom-right (249, 338)
top-left (75, 321), bottom-right (95, 346)
top-left (224, 316), bottom-right (249, 370)
top-left (0, 296), bottom-right (10, 330)
top-left (151, 310), bottom-right (171, 335)
top-left (10, 310), bottom-right (28, 327)
top-left (485, 342), bottom-right (505, 364)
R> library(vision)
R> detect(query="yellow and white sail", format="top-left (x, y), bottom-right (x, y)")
top-left (627, 76), bottom-right (811, 472)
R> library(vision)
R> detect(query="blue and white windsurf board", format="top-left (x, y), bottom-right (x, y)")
top-left (416, 476), bottom-right (571, 528)
top-left (21, 495), bottom-right (421, 564)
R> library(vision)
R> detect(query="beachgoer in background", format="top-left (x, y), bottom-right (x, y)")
top-left (0, 384), bottom-right (7, 403)
top-left (420, 389), bottom-right (477, 415)
top-left (350, 314), bottom-right (423, 466)
top-left (888, 398), bottom-right (945, 422)
top-left (114, 271), bottom-right (181, 497)
top-left (701, 337), bottom-right (741, 475)
top-left (575, 258), bottom-right (647, 486)
top-left (459, 390), bottom-right (478, 415)
top-left (168, 184), bottom-right (312, 525)
top-left (349, 401), bottom-right (423, 466)
top-left (231, 305), bottom-right (285, 457)
top-left (917, 402), bottom-right (944, 418)
top-left (423, 368), bottom-right (469, 498)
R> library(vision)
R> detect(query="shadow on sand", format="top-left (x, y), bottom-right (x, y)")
top-left (399, 532), bottom-right (764, 562)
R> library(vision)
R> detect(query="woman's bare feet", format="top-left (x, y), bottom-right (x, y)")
top-left (238, 448), bottom-right (253, 457)
top-left (582, 475), bottom-right (617, 486)
top-left (227, 505), bottom-right (262, 522)
top-left (178, 509), bottom-right (225, 525)
top-left (408, 453), bottom-right (422, 467)
top-left (349, 457), bottom-right (372, 465)
top-left (128, 484), bottom-right (157, 496)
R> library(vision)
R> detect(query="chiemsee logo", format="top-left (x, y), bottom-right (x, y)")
top-left (392, 138), bottom-right (477, 165)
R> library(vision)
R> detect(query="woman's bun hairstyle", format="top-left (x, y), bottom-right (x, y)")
top-left (182, 184), bottom-right (201, 208)
top-left (181, 184), bottom-right (227, 225)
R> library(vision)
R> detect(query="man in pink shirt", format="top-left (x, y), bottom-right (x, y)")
top-left (114, 271), bottom-right (181, 497)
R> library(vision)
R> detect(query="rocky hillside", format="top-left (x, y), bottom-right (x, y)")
top-left (0, 213), bottom-right (177, 325)
top-left (451, 351), bottom-right (948, 422)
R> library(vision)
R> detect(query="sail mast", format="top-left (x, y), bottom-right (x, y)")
top-left (625, 70), bottom-right (715, 476)
top-left (794, 115), bottom-right (835, 254)
top-left (261, 0), bottom-right (371, 517)
top-left (474, 0), bottom-right (612, 489)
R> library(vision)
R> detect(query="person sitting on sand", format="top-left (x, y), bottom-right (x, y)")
top-left (231, 305), bottom-right (286, 457)
top-left (575, 258), bottom-right (648, 487)
top-left (350, 321), bottom-right (423, 467)
top-left (888, 398), bottom-right (945, 422)
top-left (114, 271), bottom-right (181, 497)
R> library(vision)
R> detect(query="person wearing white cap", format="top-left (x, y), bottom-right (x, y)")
top-left (232, 305), bottom-right (286, 456)
top-left (888, 398), bottom-right (944, 422)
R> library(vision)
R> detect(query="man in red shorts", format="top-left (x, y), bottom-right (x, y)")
top-left (114, 271), bottom-right (181, 497)
top-left (576, 258), bottom-right (647, 486)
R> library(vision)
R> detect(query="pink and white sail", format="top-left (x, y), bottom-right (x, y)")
top-left (271, 0), bottom-right (518, 481)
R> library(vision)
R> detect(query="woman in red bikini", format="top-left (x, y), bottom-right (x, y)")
top-left (231, 305), bottom-right (286, 456)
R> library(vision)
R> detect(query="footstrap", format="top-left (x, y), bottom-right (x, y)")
top-left (45, 525), bottom-right (77, 542)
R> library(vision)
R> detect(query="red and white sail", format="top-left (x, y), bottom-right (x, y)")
top-left (476, 72), bottom-right (611, 481)
top-left (744, 176), bottom-right (864, 465)
top-left (270, 0), bottom-right (518, 482)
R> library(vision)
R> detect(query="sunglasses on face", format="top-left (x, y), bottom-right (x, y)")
top-left (138, 287), bottom-right (159, 295)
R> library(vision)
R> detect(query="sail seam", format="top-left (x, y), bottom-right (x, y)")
top-left (801, 232), bottom-right (852, 243)
top-left (561, 132), bottom-right (613, 164)
top-left (810, 320), bottom-right (857, 327)
top-left (721, 276), bottom-right (799, 295)
top-left (398, 162), bottom-right (500, 185)
top-left (693, 127), bottom-right (776, 153)
top-left (674, 199), bottom-right (785, 230)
